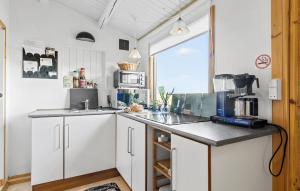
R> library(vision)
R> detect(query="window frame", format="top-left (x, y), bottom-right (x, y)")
top-left (149, 6), bottom-right (215, 99)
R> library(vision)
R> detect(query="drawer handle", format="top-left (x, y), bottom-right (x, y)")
top-left (66, 124), bottom-right (70, 149)
top-left (55, 124), bottom-right (60, 150)
top-left (171, 148), bottom-right (177, 191)
top-left (130, 128), bottom-right (134, 156)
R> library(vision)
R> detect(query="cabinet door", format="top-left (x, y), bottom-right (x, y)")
top-left (65, 114), bottom-right (116, 178)
top-left (32, 117), bottom-right (63, 185)
top-left (171, 134), bottom-right (208, 191)
top-left (116, 115), bottom-right (132, 187)
top-left (131, 120), bottom-right (146, 191)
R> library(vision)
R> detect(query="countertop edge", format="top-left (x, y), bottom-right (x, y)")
top-left (118, 113), bottom-right (278, 147)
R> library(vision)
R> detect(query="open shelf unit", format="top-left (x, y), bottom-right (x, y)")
top-left (152, 129), bottom-right (171, 191)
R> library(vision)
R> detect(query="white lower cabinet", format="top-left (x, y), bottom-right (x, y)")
top-left (65, 115), bottom-right (116, 178)
top-left (31, 114), bottom-right (116, 185)
top-left (116, 115), bottom-right (146, 191)
top-left (171, 134), bottom-right (208, 191)
top-left (32, 117), bottom-right (64, 185)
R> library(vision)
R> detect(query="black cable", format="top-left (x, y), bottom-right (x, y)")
top-left (267, 123), bottom-right (288, 177)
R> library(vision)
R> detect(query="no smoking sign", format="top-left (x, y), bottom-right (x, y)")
top-left (255, 54), bottom-right (272, 69)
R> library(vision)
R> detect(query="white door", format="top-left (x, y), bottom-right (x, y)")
top-left (116, 115), bottom-right (133, 187)
top-left (31, 117), bottom-right (64, 185)
top-left (0, 27), bottom-right (5, 181)
top-left (131, 120), bottom-right (146, 191)
top-left (171, 134), bottom-right (209, 191)
top-left (65, 114), bottom-right (116, 178)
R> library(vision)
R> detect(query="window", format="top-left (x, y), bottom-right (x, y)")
top-left (153, 32), bottom-right (210, 96)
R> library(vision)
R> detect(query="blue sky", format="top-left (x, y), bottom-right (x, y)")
top-left (156, 32), bottom-right (209, 94)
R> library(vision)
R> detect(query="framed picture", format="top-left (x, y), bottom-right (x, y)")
top-left (22, 47), bottom-right (58, 79)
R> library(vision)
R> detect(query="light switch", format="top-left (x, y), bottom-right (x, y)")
top-left (269, 79), bottom-right (282, 100)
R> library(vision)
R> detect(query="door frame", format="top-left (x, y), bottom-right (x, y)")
top-left (271, 0), bottom-right (300, 190)
top-left (0, 19), bottom-right (7, 187)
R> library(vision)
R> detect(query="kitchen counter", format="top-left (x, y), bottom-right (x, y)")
top-left (119, 111), bottom-right (278, 146)
top-left (29, 109), bottom-right (278, 146)
top-left (29, 108), bottom-right (121, 118)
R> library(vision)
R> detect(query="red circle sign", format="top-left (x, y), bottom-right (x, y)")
top-left (255, 54), bottom-right (272, 69)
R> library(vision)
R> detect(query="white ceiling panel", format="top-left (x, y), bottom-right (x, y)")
top-left (109, 0), bottom-right (194, 38)
top-left (53, 0), bottom-right (195, 38)
top-left (54, 0), bottom-right (110, 20)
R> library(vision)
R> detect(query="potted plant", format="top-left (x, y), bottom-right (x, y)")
top-left (158, 86), bottom-right (174, 112)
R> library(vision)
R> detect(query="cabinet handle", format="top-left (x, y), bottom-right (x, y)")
top-left (130, 128), bottom-right (134, 156)
top-left (66, 124), bottom-right (70, 149)
top-left (55, 124), bottom-right (60, 150)
top-left (171, 148), bottom-right (177, 191)
top-left (127, 127), bottom-right (131, 154)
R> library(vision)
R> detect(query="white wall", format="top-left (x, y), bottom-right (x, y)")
top-left (7, 0), bottom-right (135, 176)
top-left (0, 0), bottom-right (9, 181)
top-left (0, 0), bottom-right (9, 25)
top-left (138, 0), bottom-right (272, 120)
top-left (214, 0), bottom-right (272, 120)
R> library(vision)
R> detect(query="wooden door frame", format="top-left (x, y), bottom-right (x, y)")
top-left (289, 0), bottom-right (300, 189)
top-left (272, 0), bottom-right (299, 190)
top-left (0, 19), bottom-right (7, 190)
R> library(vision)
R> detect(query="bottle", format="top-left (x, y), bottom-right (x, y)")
top-left (73, 70), bottom-right (79, 88)
top-left (79, 68), bottom-right (86, 88)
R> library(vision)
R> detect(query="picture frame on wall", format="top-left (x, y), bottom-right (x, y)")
top-left (22, 47), bottom-right (58, 79)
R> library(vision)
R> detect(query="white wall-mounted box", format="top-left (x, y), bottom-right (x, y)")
top-left (269, 79), bottom-right (282, 100)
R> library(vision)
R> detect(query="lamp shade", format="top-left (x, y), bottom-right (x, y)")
top-left (169, 17), bottom-right (190, 36)
top-left (128, 48), bottom-right (142, 59)
top-left (76, 32), bottom-right (95, 42)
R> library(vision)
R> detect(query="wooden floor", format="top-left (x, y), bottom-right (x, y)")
top-left (5, 177), bottom-right (131, 191)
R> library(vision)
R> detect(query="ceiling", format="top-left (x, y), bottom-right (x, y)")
top-left (54, 0), bottom-right (195, 39)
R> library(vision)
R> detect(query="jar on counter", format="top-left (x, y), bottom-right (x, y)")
top-left (79, 68), bottom-right (86, 88)
top-left (72, 70), bottom-right (80, 88)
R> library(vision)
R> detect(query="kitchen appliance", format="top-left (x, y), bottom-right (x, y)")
top-left (211, 73), bottom-right (267, 128)
top-left (110, 88), bottom-right (150, 109)
top-left (114, 70), bottom-right (145, 88)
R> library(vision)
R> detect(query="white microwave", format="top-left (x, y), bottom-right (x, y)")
top-left (114, 70), bottom-right (146, 88)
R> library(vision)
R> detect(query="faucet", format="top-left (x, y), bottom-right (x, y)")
top-left (82, 99), bottom-right (89, 111)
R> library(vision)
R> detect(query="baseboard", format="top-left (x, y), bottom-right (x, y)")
top-left (32, 168), bottom-right (120, 191)
top-left (8, 173), bottom-right (31, 185)
top-left (0, 180), bottom-right (9, 191)
top-left (0, 173), bottom-right (31, 191)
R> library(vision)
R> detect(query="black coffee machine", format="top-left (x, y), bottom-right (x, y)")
top-left (210, 73), bottom-right (268, 128)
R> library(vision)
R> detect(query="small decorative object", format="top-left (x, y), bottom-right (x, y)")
top-left (158, 86), bottom-right (175, 112)
top-left (87, 81), bottom-right (94, 88)
top-left (118, 61), bottom-right (139, 71)
top-left (76, 32), bottom-right (95, 42)
top-left (45, 47), bottom-right (55, 56)
top-left (158, 134), bottom-right (169, 143)
top-left (151, 100), bottom-right (161, 111)
top-left (63, 76), bottom-right (73, 88)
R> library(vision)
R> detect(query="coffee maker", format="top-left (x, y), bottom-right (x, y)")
top-left (210, 73), bottom-right (267, 128)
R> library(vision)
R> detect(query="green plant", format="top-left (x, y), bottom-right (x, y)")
top-left (158, 86), bottom-right (175, 106)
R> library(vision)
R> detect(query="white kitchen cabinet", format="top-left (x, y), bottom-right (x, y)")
top-left (64, 114), bottom-right (116, 178)
top-left (32, 117), bottom-right (64, 185)
top-left (171, 134), bottom-right (208, 191)
top-left (116, 115), bottom-right (146, 191)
